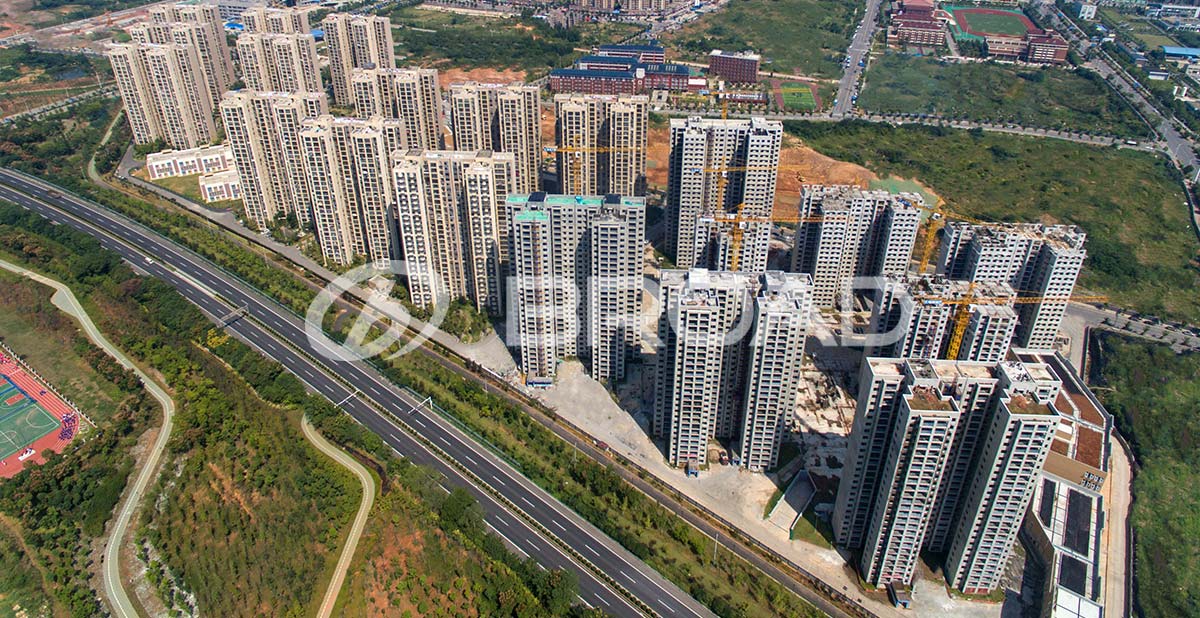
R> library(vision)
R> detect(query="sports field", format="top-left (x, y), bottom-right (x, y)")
top-left (0, 353), bottom-right (77, 477)
top-left (946, 6), bottom-right (1036, 39)
top-left (780, 82), bottom-right (818, 110)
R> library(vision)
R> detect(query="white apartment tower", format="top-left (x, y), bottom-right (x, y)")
top-left (506, 193), bottom-right (645, 383)
top-left (449, 82), bottom-right (543, 194)
top-left (554, 94), bottom-right (648, 197)
top-left (241, 6), bottom-right (310, 33)
top-left (834, 357), bottom-right (1062, 591)
top-left (945, 385), bottom-right (1060, 593)
top-left (299, 115), bottom-right (409, 266)
top-left (869, 275), bottom-right (1018, 363)
top-left (352, 67), bottom-right (444, 149)
top-left (859, 384), bottom-right (961, 587)
top-left (323, 13), bottom-right (396, 106)
top-left (393, 150), bottom-right (517, 314)
top-left (738, 278), bottom-right (812, 470)
top-left (654, 269), bottom-right (812, 468)
top-left (791, 186), bottom-right (922, 309)
top-left (220, 91), bottom-right (327, 230)
top-left (938, 223), bottom-right (1087, 350)
top-left (665, 117), bottom-right (782, 270)
top-left (236, 32), bottom-right (322, 94)
top-left (108, 42), bottom-right (217, 149)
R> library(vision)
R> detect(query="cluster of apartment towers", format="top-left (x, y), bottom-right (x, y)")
top-left (106, 5), bottom-right (1090, 597)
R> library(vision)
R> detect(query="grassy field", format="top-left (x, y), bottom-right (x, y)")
top-left (661, 0), bottom-right (860, 78)
top-left (859, 54), bottom-right (1150, 137)
top-left (787, 121), bottom-right (1200, 321)
top-left (145, 172), bottom-right (240, 211)
top-left (789, 508), bottom-right (834, 548)
top-left (0, 271), bottom-right (127, 422)
top-left (389, 7), bottom-right (643, 77)
top-left (955, 8), bottom-right (1031, 36)
top-left (1089, 333), bottom-right (1200, 618)
top-left (780, 82), bottom-right (817, 111)
top-left (1100, 8), bottom-right (1179, 50)
top-left (141, 349), bottom-right (359, 617)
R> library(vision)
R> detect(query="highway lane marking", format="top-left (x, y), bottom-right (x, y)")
top-left (620, 571), bottom-right (637, 584)
top-left (461, 453), bottom-right (479, 466)
top-left (520, 496), bottom-right (535, 509)
top-left (409, 415), bottom-right (425, 428)
top-left (552, 520), bottom-right (566, 532)
top-left (489, 474), bottom-right (506, 487)
top-left (583, 544), bottom-right (599, 557)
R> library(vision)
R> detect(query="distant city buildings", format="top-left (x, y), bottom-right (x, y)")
top-left (835, 358), bottom-right (1061, 592)
top-left (654, 269), bottom-right (812, 470)
top-left (707, 50), bottom-right (760, 83)
top-left (790, 186), bottom-right (922, 308)
top-left (554, 94), bottom-right (648, 196)
top-left (507, 193), bottom-right (645, 383)
top-left (323, 14), bottom-right (397, 106)
top-left (665, 116), bottom-right (782, 270)
top-left (938, 223), bottom-right (1087, 350)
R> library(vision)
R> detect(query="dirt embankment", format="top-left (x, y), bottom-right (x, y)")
top-left (435, 67), bottom-right (527, 89)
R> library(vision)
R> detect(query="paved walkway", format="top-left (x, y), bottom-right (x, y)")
top-left (0, 257), bottom-right (175, 618)
top-left (302, 416), bottom-right (376, 618)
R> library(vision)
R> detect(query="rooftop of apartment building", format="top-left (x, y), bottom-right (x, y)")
top-left (956, 221), bottom-right (1087, 250)
top-left (505, 193), bottom-right (646, 208)
top-left (1006, 393), bottom-right (1055, 416)
top-left (709, 49), bottom-right (762, 61)
top-left (908, 385), bottom-right (953, 410)
top-left (1015, 350), bottom-right (1110, 475)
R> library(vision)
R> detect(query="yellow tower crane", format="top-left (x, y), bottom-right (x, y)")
top-left (915, 285), bottom-right (1108, 359)
top-left (544, 144), bottom-right (642, 195)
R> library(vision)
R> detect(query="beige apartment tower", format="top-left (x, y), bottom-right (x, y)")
top-left (300, 115), bottom-right (409, 266)
top-left (108, 41), bottom-right (217, 149)
top-left (241, 6), bottom-right (310, 33)
top-left (392, 150), bottom-right (517, 314)
top-left (236, 32), bottom-right (322, 94)
top-left (148, 1), bottom-right (234, 98)
top-left (352, 67), bottom-right (443, 149)
top-left (554, 94), bottom-right (648, 196)
top-left (449, 82), bottom-right (543, 194)
top-left (323, 13), bottom-right (396, 106)
top-left (220, 91), bottom-right (328, 231)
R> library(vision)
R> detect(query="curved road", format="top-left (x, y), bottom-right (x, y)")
top-left (301, 416), bottom-right (376, 618)
top-left (0, 256), bottom-right (174, 618)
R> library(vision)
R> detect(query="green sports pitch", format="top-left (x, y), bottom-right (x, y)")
top-left (0, 380), bottom-right (59, 461)
top-left (781, 83), bottom-right (817, 111)
top-left (947, 6), bottom-right (1037, 38)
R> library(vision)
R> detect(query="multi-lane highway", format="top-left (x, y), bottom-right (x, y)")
top-left (0, 168), bottom-right (714, 618)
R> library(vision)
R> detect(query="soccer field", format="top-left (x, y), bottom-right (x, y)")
top-left (781, 83), bottom-right (817, 111)
top-left (949, 6), bottom-right (1036, 37)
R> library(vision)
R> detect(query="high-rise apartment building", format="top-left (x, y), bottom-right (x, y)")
top-left (392, 150), bottom-right (517, 314)
top-left (220, 91), bottom-right (327, 230)
top-left (323, 13), bottom-right (396, 106)
top-left (654, 269), bottom-right (812, 468)
top-left (945, 380), bottom-right (1060, 593)
top-left (506, 193), bottom-right (645, 383)
top-left (300, 115), bottom-right (409, 266)
top-left (554, 94), bottom-right (648, 196)
top-left (241, 6), bottom-right (310, 33)
top-left (449, 82), bottom-right (542, 194)
top-left (869, 275), bottom-right (1018, 362)
top-left (790, 186), bottom-right (922, 308)
top-left (236, 32), bottom-right (322, 94)
top-left (938, 223), bottom-right (1086, 350)
top-left (352, 67), bottom-right (443, 149)
top-left (834, 357), bottom-right (1061, 591)
top-left (108, 41), bottom-right (217, 148)
top-left (147, 2), bottom-right (234, 98)
top-left (129, 21), bottom-right (231, 111)
top-left (665, 117), bottom-right (782, 270)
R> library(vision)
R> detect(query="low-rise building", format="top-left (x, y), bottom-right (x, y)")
top-left (145, 144), bottom-right (235, 179)
top-left (708, 49), bottom-right (760, 83)
top-left (198, 169), bottom-right (242, 202)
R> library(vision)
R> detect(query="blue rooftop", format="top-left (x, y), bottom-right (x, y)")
top-left (1162, 45), bottom-right (1200, 57)
top-left (597, 42), bottom-right (664, 52)
top-left (577, 55), bottom-right (639, 66)
top-left (642, 63), bottom-right (690, 75)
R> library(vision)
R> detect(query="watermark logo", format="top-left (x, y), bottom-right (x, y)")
top-left (305, 260), bottom-right (448, 362)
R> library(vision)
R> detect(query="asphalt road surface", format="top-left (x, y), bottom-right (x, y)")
top-left (832, 0), bottom-right (884, 116)
top-left (0, 169), bottom-right (715, 618)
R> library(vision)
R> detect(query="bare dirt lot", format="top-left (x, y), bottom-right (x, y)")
top-left (435, 66), bottom-right (528, 89)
